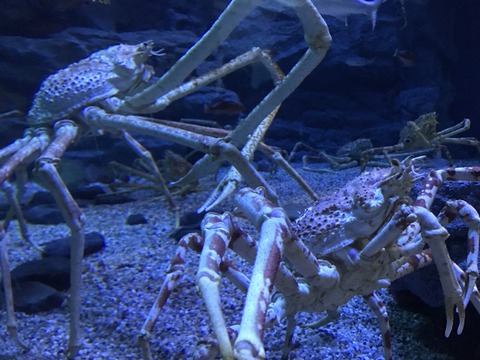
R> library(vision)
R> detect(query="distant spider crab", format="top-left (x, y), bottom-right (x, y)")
top-left (361, 112), bottom-right (480, 169)
top-left (289, 138), bottom-right (389, 172)
top-left (0, 0), bottom-right (396, 358)
top-left (140, 157), bottom-right (480, 359)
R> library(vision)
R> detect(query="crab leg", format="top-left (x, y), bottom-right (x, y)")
top-left (0, 129), bottom-right (49, 182)
top-left (34, 120), bottom-right (85, 358)
top-left (231, 186), bottom-right (339, 359)
top-left (0, 128), bottom-right (50, 350)
top-left (0, 228), bottom-right (28, 349)
top-left (412, 169), bottom-right (469, 336)
top-left (0, 129), bottom-right (34, 162)
top-left (232, 187), bottom-right (292, 359)
top-left (360, 204), bottom-right (417, 258)
top-left (436, 118), bottom-right (471, 138)
top-left (144, 0), bottom-right (331, 201)
top-left (81, 107), bottom-right (279, 203)
top-left (179, 0), bottom-right (332, 193)
top-left (389, 250), bottom-right (434, 281)
top-left (414, 205), bottom-right (464, 337)
top-left (138, 232), bottom-right (203, 360)
top-left (115, 130), bottom-right (180, 226)
top-left (195, 212), bottom-right (239, 359)
top-left (197, 105), bottom-right (281, 212)
top-left (124, 0), bottom-right (261, 108)
top-left (452, 262), bottom-right (480, 313)
top-left (437, 199), bottom-right (479, 307)
top-left (227, 0), bottom-right (331, 148)
top-left (143, 209), bottom-right (302, 359)
top-left (363, 292), bottom-right (392, 360)
top-left (139, 47), bottom-right (283, 114)
top-left (147, 117), bottom-right (319, 203)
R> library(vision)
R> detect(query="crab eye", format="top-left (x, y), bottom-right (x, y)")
top-left (403, 137), bottom-right (412, 144)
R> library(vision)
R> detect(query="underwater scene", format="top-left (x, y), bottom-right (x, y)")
top-left (0, 0), bottom-right (480, 359)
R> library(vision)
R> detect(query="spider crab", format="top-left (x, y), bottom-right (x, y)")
top-left (0, 0), bottom-right (397, 357)
top-left (141, 157), bottom-right (480, 359)
top-left (289, 138), bottom-right (389, 172)
top-left (361, 112), bottom-right (480, 169)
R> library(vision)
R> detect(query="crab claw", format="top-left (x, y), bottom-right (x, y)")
top-left (414, 206), bottom-right (466, 336)
top-left (444, 292), bottom-right (465, 337)
top-left (197, 167), bottom-right (241, 213)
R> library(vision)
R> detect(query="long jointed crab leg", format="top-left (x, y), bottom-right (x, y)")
top-left (437, 200), bottom-right (479, 308)
top-left (231, 187), bottom-right (292, 359)
top-left (412, 167), bottom-right (480, 336)
top-left (121, 0), bottom-right (332, 205)
top-left (115, 130), bottom-right (179, 226)
top-left (174, 0), bottom-right (332, 196)
top-left (81, 107), bottom-right (279, 203)
top-left (196, 212), bottom-right (238, 359)
top-left (452, 262), bottom-right (480, 313)
top-left (35, 120), bottom-right (85, 358)
top-left (231, 187), bottom-right (343, 359)
top-left (363, 292), bottom-right (392, 360)
top-left (164, 49), bottom-right (286, 208)
top-left (0, 228), bottom-right (29, 350)
top-left (138, 232), bottom-right (203, 360)
top-left (197, 105), bottom-right (281, 212)
top-left (0, 129), bottom-right (34, 162)
top-left (138, 213), bottom-right (258, 360)
top-left (141, 117), bottom-right (320, 203)
top-left (123, 0), bottom-right (262, 108)
top-left (0, 128), bottom-right (51, 350)
top-left (130, 47), bottom-right (283, 115)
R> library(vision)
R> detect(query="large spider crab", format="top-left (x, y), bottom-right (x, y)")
top-left (141, 157), bottom-right (480, 359)
top-left (0, 0), bottom-right (397, 357)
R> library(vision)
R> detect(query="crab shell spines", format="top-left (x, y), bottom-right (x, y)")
top-left (292, 166), bottom-right (415, 257)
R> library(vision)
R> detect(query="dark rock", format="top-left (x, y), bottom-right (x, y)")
top-left (28, 191), bottom-right (56, 206)
top-left (24, 204), bottom-right (64, 225)
top-left (126, 214), bottom-right (148, 225)
top-left (170, 225), bottom-right (201, 242)
top-left (390, 265), bottom-right (444, 308)
top-left (0, 281), bottom-right (64, 314)
top-left (180, 211), bottom-right (205, 227)
top-left (70, 184), bottom-right (106, 201)
top-left (42, 231), bottom-right (105, 258)
top-left (170, 211), bottom-right (205, 241)
top-left (93, 193), bottom-right (135, 205)
top-left (0, 0), bottom-right (477, 161)
top-left (11, 257), bottom-right (71, 291)
top-left (256, 159), bottom-right (274, 173)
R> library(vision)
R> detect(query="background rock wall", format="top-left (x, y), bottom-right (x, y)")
top-left (0, 0), bottom-right (478, 158)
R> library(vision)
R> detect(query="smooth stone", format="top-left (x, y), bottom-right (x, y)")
top-left (42, 231), bottom-right (106, 258)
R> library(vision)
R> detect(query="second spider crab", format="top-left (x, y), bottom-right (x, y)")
top-left (140, 157), bottom-right (480, 359)
top-left (361, 112), bottom-right (480, 169)
top-left (289, 138), bottom-right (389, 172)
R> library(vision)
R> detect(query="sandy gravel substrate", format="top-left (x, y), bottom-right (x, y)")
top-left (1, 161), bottom-right (468, 360)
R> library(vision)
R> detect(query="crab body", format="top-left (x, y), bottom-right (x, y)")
top-left (336, 137), bottom-right (373, 158)
top-left (26, 41), bottom-right (155, 126)
top-left (293, 163), bottom-right (414, 257)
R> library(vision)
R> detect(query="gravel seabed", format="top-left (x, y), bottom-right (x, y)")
top-left (0, 162), bottom-right (464, 360)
